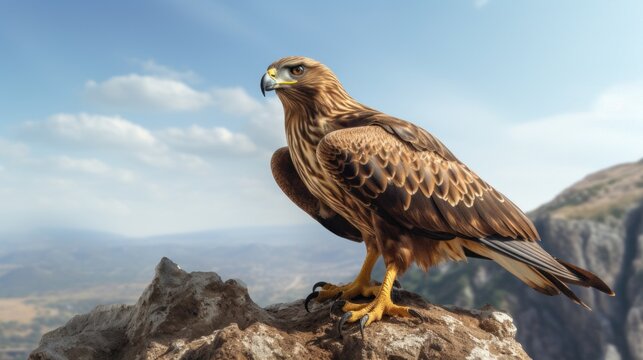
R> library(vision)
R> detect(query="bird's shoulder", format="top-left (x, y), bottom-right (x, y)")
top-left (327, 110), bottom-right (458, 162)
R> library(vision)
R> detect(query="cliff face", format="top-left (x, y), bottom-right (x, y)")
top-left (518, 159), bottom-right (643, 360)
top-left (30, 258), bottom-right (530, 360)
top-left (398, 159), bottom-right (643, 360)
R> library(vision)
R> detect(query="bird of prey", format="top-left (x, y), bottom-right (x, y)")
top-left (261, 56), bottom-right (614, 336)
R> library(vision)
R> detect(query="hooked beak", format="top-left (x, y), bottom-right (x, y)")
top-left (260, 71), bottom-right (276, 97)
top-left (260, 67), bottom-right (297, 96)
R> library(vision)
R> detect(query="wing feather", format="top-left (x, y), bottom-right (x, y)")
top-left (317, 125), bottom-right (539, 241)
top-left (271, 147), bottom-right (362, 242)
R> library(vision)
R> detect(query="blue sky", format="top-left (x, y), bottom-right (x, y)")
top-left (0, 1), bottom-right (642, 236)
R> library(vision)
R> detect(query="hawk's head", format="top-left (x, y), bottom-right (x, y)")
top-left (261, 56), bottom-right (352, 110)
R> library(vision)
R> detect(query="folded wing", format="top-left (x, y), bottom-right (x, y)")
top-left (271, 146), bottom-right (362, 242)
top-left (316, 124), bottom-right (538, 241)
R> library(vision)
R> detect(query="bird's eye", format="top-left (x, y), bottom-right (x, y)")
top-left (290, 65), bottom-right (304, 76)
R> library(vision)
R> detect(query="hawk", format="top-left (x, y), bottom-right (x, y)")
top-left (261, 56), bottom-right (614, 336)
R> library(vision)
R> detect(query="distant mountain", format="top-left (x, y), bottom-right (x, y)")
top-left (0, 224), bottom-right (363, 302)
top-left (393, 159), bottom-right (643, 360)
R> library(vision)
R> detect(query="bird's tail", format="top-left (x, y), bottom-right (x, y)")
top-left (462, 237), bottom-right (615, 309)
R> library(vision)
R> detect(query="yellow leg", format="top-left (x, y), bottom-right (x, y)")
top-left (337, 263), bottom-right (423, 337)
top-left (305, 248), bottom-right (383, 312)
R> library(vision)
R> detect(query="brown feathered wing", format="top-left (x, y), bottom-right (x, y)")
top-left (316, 120), bottom-right (614, 306)
top-left (271, 146), bottom-right (362, 242)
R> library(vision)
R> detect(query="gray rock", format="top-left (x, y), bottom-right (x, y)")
top-left (30, 257), bottom-right (530, 360)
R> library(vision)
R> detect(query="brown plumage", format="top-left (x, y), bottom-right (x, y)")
top-left (271, 147), bottom-right (362, 242)
top-left (264, 56), bottom-right (613, 316)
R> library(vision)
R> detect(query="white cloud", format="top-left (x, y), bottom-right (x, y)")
top-left (593, 83), bottom-right (643, 114)
top-left (211, 87), bottom-right (285, 150)
top-left (87, 60), bottom-right (284, 150)
top-left (55, 156), bottom-right (136, 183)
top-left (455, 83), bottom-right (643, 211)
top-left (211, 87), bottom-right (263, 116)
top-left (25, 113), bottom-right (158, 149)
top-left (509, 83), bottom-right (643, 165)
top-left (2, 110), bottom-right (281, 234)
top-left (137, 59), bottom-right (200, 83)
top-left (158, 125), bottom-right (257, 155)
top-left (22, 113), bottom-right (260, 172)
top-left (0, 138), bottom-right (30, 159)
top-left (86, 75), bottom-right (212, 111)
top-left (135, 149), bottom-right (211, 171)
top-left (57, 156), bottom-right (110, 174)
top-left (246, 98), bottom-right (285, 150)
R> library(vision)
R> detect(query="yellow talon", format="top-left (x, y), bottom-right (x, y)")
top-left (337, 263), bottom-right (422, 337)
top-left (340, 301), bottom-right (370, 312)
top-left (312, 248), bottom-right (381, 302)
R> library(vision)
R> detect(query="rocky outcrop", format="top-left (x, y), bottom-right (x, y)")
top-left (30, 257), bottom-right (530, 360)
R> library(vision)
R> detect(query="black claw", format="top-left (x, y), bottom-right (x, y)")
top-left (304, 291), bottom-right (319, 313)
top-left (408, 309), bottom-right (426, 322)
top-left (391, 289), bottom-right (401, 303)
top-left (359, 315), bottom-right (369, 339)
top-left (337, 312), bottom-right (352, 338)
top-left (312, 281), bottom-right (327, 292)
top-left (330, 299), bottom-right (346, 316)
top-left (393, 279), bottom-right (402, 288)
